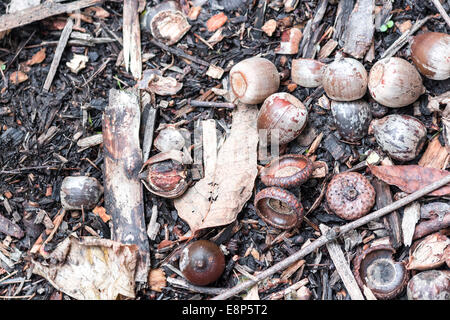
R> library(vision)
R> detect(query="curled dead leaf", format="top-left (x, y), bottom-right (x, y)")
top-left (9, 71), bottom-right (28, 85)
top-left (206, 12), bottom-right (228, 32)
top-left (138, 69), bottom-right (182, 96)
top-left (368, 165), bottom-right (450, 196)
top-left (26, 48), bottom-right (46, 66)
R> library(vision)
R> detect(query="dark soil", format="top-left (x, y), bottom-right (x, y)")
top-left (0, 0), bottom-right (449, 300)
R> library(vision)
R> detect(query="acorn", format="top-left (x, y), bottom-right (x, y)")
top-left (291, 58), bottom-right (325, 88)
top-left (180, 240), bottom-right (225, 286)
top-left (229, 57), bottom-right (280, 104)
top-left (326, 172), bottom-right (375, 220)
top-left (260, 154), bottom-right (313, 188)
top-left (139, 150), bottom-right (191, 198)
top-left (321, 55), bottom-right (368, 101)
top-left (370, 114), bottom-right (427, 161)
top-left (154, 126), bottom-right (190, 152)
top-left (60, 176), bottom-right (103, 210)
top-left (331, 100), bottom-right (372, 142)
top-left (257, 92), bottom-right (308, 145)
top-left (353, 245), bottom-right (409, 300)
top-left (407, 270), bottom-right (450, 300)
top-left (410, 32), bottom-right (450, 80)
top-left (368, 57), bottom-right (425, 108)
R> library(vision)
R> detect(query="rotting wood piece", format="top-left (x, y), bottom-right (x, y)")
top-left (0, 0), bottom-right (103, 33)
top-left (342, 0), bottom-right (375, 59)
top-left (103, 88), bottom-right (150, 283)
top-left (372, 178), bottom-right (402, 249)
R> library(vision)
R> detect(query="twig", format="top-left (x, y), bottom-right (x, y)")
top-left (166, 277), bottom-right (226, 295)
top-left (212, 173), bottom-right (450, 300)
top-left (431, 0), bottom-right (450, 28)
top-left (6, 30), bottom-right (36, 72)
top-left (0, 0), bottom-right (102, 33)
top-left (149, 39), bottom-right (210, 67)
top-left (123, 0), bottom-right (142, 78)
top-left (188, 99), bottom-right (235, 109)
top-left (43, 17), bottom-right (74, 91)
top-left (380, 14), bottom-right (435, 59)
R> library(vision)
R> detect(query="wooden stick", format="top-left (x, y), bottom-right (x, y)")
top-left (211, 173), bottom-right (450, 300)
top-left (380, 14), bottom-right (435, 59)
top-left (319, 224), bottom-right (365, 300)
top-left (149, 39), bottom-right (209, 67)
top-left (166, 277), bottom-right (226, 295)
top-left (43, 17), bottom-right (74, 91)
top-left (103, 88), bottom-right (150, 283)
top-left (189, 99), bottom-right (235, 109)
top-left (123, 0), bottom-right (142, 79)
top-left (431, 0), bottom-right (450, 28)
top-left (0, 0), bottom-right (102, 33)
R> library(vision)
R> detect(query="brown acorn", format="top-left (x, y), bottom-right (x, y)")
top-left (260, 154), bottom-right (313, 188)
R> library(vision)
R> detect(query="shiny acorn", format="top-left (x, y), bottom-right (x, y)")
top-left (180, 240), bottom-right (225, 286)
top-left (370, 114), bottom-right (427, 161)
top-left (60, 176), bottom-right (103, 210)
top-left (257, 92), bottom-right (308, 145)
top-left (368, 57), bottom-right (425, 108)
top-left (410, 32), bottom-right (450, 80)
top-left (331, 99), bottom-right (372, 142)
top-left (229, 57), bottom-right (280, 104)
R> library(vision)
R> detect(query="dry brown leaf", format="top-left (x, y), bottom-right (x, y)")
top-left (174, 104), bottom-right (259, 234)
top-left (9, 71), bottom-right (28, 84)
top-left (261, 19), bottom-right (277, 36)
top-left (32, 236), bottom-right (138, 300)
top-left (26, 48), bottom-right (46, 66)
top-left (406, 233), bottom-right (450, 270)
top-left (368, 165), bottom-right (450, 196)
top-left (206, 12), bottom-right (228, 32)
top-left (148, 268), bottom-right (166, 292)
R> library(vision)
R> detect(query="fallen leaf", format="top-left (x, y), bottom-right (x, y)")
top-left (84, 6), bottom-right (111, 19)
top-left (9, 71), bottom-right (28, 85)
top-left (92, 206), bottom-right (111, 223)
top-left (138, 69), bottom-right (182, 96)
top-left (206, 12), bottom-right (228, 32)
top-left (32, 236), bottom-right (138, 300)
top-left (406, 233), bottom-right (450, 270)
top-left (174, 104), bottom-right (259, 234)
top-left (261, 19), bottom-right (277, 36)
top-left (26, 48), bottom-right (46, 66)
top-left (368, 165), bottom-right (450, 196)
top-left (148, 268), bottom-right (167, 292)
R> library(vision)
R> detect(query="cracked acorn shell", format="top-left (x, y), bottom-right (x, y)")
top-left (229, 57), bottom-right (280, 104)
top-left (60, 176), bottom-right (103, 210)
top-left (321, 56), bottom-right (368, 101)
top-left (331, 100), bottom-right (372, 142)
top-left (260, 154), bottom-right (313, 188)
top-left (257, 92), bottom-right (308, 145)
top-left (410, 32), bottom-right (450, 80)
top-left (368, 57), bottom-right (425, 108)
top-left (326, 172), bottom-right (375, 220)
top-left (370, 114), bottom-right (427, 161)
top-left (139, 150), bottom-right (191, 199)
top-left (254, 187), bottom-right (304, 229)
top-left (291, 58), bottom-right (325, 88)
top-left (353, 245), bottom-right (409, 300)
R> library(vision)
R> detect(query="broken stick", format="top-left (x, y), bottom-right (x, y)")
top-left (212, 173), bottom-right (450, 300)
top-left (0, 0), bottom-right (103, 33)
top-left (43, 17), bottom-right (74, 91)
top-left (123, 0), bottom-right (142, 79)
top-left (103, 88), bottom-right (150, 283)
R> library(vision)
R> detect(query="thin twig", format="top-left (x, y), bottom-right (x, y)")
top-left (188, 99), bottom-right (235, 109)
top-left (430, 0), bottom-right (450, 28)
top-left (166, 277), bottom-right (226, 295)
top-left (149, 39), bottom-right (210, 67)
top-left (212, 174), bottom-right (450, 300)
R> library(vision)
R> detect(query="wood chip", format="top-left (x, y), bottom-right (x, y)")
top-left (402, 202), bottom-right (421, 247)
top-left (261, 19), bottom-right (277, 36)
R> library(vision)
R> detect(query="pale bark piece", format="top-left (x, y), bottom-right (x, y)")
top-left (32, 236), bottom-right (138, 300)
top-left (319, 224), bottom-right (365, 300)
top-left (418, 136), bottom-right (449, 170)
top-left (0, 0), bottom-right (102, 33)
top-left (343, 0), bottom-right (375, 59)
top-left (174, 104), bottom-right (259, 234)
top-left (402, 202), bottom-right (421, 247)
top-left (103, 88), bottom-right (150, 283)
